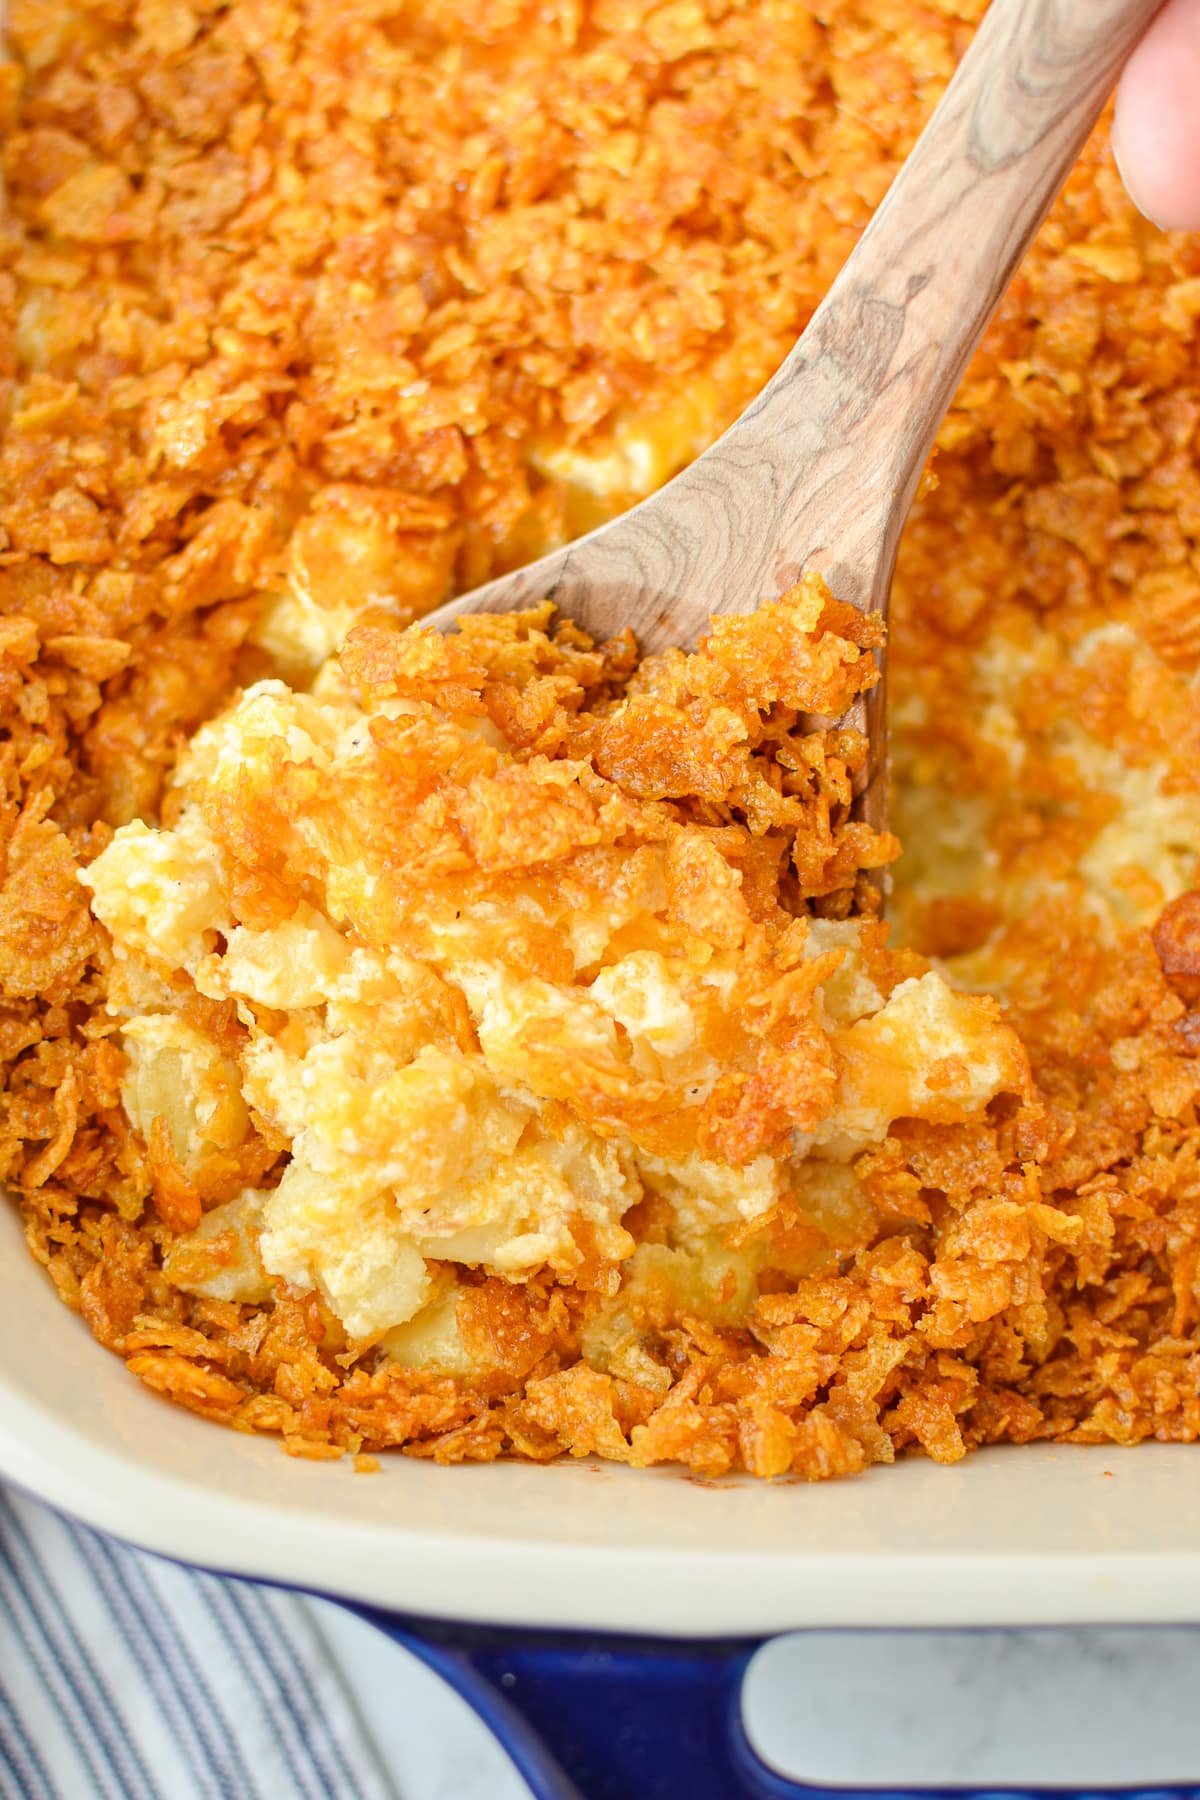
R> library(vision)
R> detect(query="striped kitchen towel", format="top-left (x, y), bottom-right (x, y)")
top-left (0, 1484), bottom-right (397, 1800)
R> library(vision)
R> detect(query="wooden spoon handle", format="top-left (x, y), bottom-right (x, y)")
top-left (732, 0), bottom-right (1166, 615)
top-left (426, 0), bottom-right (1162, 667)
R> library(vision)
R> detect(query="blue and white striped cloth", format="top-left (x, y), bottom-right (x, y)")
top-left (0, 1486), bottom-right (397, 1800)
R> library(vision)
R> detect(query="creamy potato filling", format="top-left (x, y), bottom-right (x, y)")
top-left (83, 585), bottom-right (1028, 1356)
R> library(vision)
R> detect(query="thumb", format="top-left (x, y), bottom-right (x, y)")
top-left (1113, 0), bottom-right (1200, 230)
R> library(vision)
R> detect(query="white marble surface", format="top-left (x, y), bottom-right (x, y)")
top-left (306, 1599), bottom-right (532, 1800)
top-left (745, 1628), bottom-right (1200, 1789)
top-left (307, 1608), bottom-right (1200, 1797)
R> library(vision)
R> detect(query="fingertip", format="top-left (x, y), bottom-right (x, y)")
top-left (1114, 0), bottom-right (1200, 231)
top-left (1111, 109), bottom-right (1183, 233)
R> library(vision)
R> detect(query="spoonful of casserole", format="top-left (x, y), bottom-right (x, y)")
top-left (418, 0), bottom-right (1166, 832)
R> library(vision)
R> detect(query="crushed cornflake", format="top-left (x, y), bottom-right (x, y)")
top-left (2, 0), bottom-right (1199, 1479)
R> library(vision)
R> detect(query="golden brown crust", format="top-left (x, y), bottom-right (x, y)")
top-left (1153, 894), bottom-right (1200, 1002)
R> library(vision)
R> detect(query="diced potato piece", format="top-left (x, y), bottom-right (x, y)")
top-left (259, 1157), bottom-right (432, 1339)
top-left (81, 811), bottom-right (229, 974)
top-left (381, 1282), bottom-right (477, 1376)
top-left (121, 1012), bottom-right (249, 1173)
top-left (827, 972), bottom-right (1028, 1147)
top-left (163, 1189), bottom-right (272, 1304)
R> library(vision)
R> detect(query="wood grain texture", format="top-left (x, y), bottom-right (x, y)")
top-left (418, 0), bottom-right (1164, 826)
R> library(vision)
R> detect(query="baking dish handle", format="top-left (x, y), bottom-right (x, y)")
top-left (361, 1611), bottom-right (796, 1799)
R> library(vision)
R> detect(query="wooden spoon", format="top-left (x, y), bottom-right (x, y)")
top-left (418, 0), bottom-right (1164, 829)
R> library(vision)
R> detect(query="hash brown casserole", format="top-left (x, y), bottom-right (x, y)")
top-left (2, 0), bottom-right (1199, 1477)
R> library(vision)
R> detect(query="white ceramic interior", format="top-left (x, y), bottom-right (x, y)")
top-left (2, 1199), bottom-right (1198, 1635)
